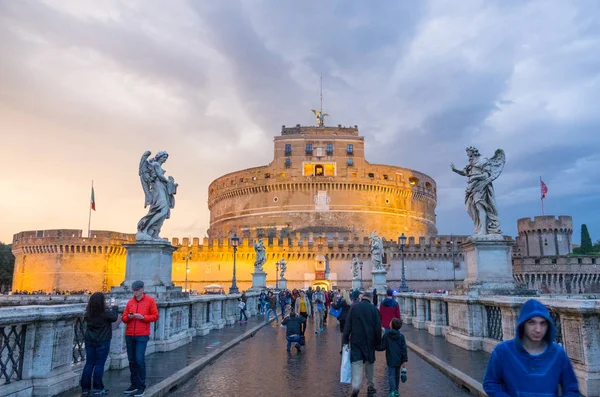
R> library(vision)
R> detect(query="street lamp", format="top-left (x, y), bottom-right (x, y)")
top-left (359, 260), bottom-right (364, 291)
top-left (399, 233), bottom-right (408, 292)
top-left (275, 260), bottom-right (280, 291)
top-left (448, 234), bottom-right (459, 290)
top-left (183, 249), bottom-right (192, 292)
top-left (229, 233), bottom-right (240, 294)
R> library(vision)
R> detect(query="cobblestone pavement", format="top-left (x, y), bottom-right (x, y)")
top-left (172, 316), bottom-right (472, 397)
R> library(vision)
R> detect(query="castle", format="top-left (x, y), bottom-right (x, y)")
top-left (10, 122), bottom-right (599, 294)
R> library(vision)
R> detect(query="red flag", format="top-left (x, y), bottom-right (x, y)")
top-left (91, 186), bottom-right (96, 211)
top-left (540, 179), bottom-right (548, 199)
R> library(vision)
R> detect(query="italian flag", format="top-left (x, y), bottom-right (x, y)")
top-left (91, 185), bottom-right (96, 211)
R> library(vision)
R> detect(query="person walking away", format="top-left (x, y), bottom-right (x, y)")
top-left (238, 292), bottom-right (248, 323)
top-left (265, 291), bottom-right (279, 324)
top-left (122, 281), bottom-right (159, 396)
top-left (379, 289), bottom-right (401, 333)
top-left (343, 291), bottom-right (382, 397)
top-left (80, 292), bottom-right (118, 395)
top-left (372, 289), bottom-right (378, 307)
top-left (380, 318), bottom-right (408, 397)
top-left (278, 290), bottom-right (288, 321)
top-left (294, 290), bottom-right (312, 335)
top-left (282, 311), bottom-right (306, 353)
top-left (323, 288), bottom-right (331, 325)
top-left (259, 290), bottom-right (266, 314)
top-left (313, 286), bottom-right (326, 333)
top-left (306, 286), bottom-right (314, 317)
top-left (483, 299), bottom-right (580, 396)
top-left (331, 289), bottom-right (352, 352)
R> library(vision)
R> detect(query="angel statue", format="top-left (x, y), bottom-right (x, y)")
top-left (370, 232), bottom-right (384, 272)
top-left (253, 238), bottom-right (266, 272)
top-left (451, 147), bottom-right (505, 236)
top-left (279, 257), bottom-right (287, 280)
top-left (311, 109), bottom-right (329, 127)
top-left (136, 150), bottom-right (178, 242)
top-left (351, 257), bottom-right (360, 280)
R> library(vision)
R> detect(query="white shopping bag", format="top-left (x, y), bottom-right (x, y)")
top-left (340, 344), bottom-right (352, 384)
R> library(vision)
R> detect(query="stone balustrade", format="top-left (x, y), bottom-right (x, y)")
top-left (396, 292), bottom-right (600, 396)
top-left (0, 293), bottom-right (258, 397)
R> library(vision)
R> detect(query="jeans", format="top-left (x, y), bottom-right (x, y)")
top-left (239, 308), bottom-right (248, 321)
top-left (80, 339), bottom-right (111, 391)
top-left (280, 304), bottom-right (286, 318)
top-left (351, 360), bottom-right (375, 391)
top-left (125, 336), bottom-right (149, 388)
top-left (388, 366), bottom-right (401, 393)
top-left (314, 309), bottom-right (323, 331)
top-left (265, 308), bottom-right (279, 323)
top-left (285, 335), bottom-right (301, 350)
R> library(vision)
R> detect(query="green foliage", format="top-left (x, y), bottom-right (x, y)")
top-left (0, 243), bottom-right (15, 286)
top-left (580, 224), bottom-right (593, 254)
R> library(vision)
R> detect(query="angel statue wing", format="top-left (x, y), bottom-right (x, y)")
top-left (311, 109), bottom-right (319, 116)
top-left (487, 149), bottom-right (506, 182)
top-left (138, 150), bottom-right (153, 208)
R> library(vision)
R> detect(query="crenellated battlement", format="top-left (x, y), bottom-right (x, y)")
top-left (280, 125), bottom-right (359, 136)
top-left (517, 216), bottom-right (573, 234)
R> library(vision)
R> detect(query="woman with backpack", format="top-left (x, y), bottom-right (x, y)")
top-left (80, 292), bottom-right (119, 395)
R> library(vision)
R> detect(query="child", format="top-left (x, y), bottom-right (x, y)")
top-left (381, 318), bottom-right (408, 397)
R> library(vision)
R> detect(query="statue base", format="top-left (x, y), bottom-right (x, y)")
top-left (110, 242), bottom-right (184, 300)
top-left (352, 279), bottom-right (362, 290)
top-left (277, 278), bottom-right (287, 291)
top-left (249, 271), bottom-right (267, 291)
top-left (456, 236), bottom-right (536, 297)
top-left (371, 270), bottom-right (387, 292)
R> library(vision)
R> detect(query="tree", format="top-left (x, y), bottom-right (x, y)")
top-left (580, 224), bottom-right (593, 254)
top-left (0, 243), bottom-right (15, 291)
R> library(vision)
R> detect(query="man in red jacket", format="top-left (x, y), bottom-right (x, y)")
top-left (121, 281), bottom-right (159, 396)
top-left (379, 289), bottom-right (401, 333)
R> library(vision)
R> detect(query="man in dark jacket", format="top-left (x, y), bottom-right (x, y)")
top-left (281, 311), bottom-right (306, 352)
top-left (343, 292), bottom-right (382, 396)
top-left (379, 289), bottom-right (401, 333)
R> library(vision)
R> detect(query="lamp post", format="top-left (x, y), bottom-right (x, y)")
top-left (359, 260), bottom-right (364, 291)
top-left (448, 234), bottom-right (459, 290)
top-left (183, 248), bottom-right (192, 292)
top-left (229, 233), bottom-right (240, 294)
top-left (399, 233), bottom-right (408, 292)
top-left (275, 260), bottom-right (280, 291)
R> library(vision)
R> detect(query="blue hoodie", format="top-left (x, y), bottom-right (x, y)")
top-left (483, 299), bottom-right (580, 397)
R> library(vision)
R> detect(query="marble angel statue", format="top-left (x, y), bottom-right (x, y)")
top-left (279, 257), bottom-right (287, 280)
top-left (451, 146), bottom-right (505, 236)
top-left (370, 232), bottom-right (384, 271)
top-left (253, 238), bottom-right (266, 272)
top-left (351, 257), bottom-right (360, 280)
top-left (136, 150), bottom-right (178, 242)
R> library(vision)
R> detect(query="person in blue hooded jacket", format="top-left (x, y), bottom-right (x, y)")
top-left (483, 299), bottom-right (580, 396)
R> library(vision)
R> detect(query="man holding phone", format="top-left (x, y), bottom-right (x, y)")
top-left (121, 281), bottom-right (159, 396)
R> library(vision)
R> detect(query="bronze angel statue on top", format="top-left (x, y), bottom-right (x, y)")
top-left (136, 150), bottom-right (178, 242)
top-left (311, 109), bottom-right (328, 127)
top-left (451, 147), bottom-right (505, 236)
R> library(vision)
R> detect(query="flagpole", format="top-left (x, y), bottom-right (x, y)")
top-left (540, 176), bottom-right (545, 216)
top-left (88, 180), bottom-right (93, 238)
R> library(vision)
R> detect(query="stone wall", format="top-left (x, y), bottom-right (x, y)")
top-left (515, 216), bottom-right (573, 257)
top-left (513, 256), bottom-right (600, 294)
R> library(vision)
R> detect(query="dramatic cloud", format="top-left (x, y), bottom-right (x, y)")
top-left (1, 0), bottom-right (599, 243)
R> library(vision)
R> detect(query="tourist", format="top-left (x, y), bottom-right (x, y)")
top-left (238, 292), bottom-right (248, 323)
top-left (380, 318), bottom-right (408, 397)
top-left (331, 289), bottom-right (352, 352)
top-left (294, 290), bottom-right (311, 335)
top-left (122, 281), bottom-right (159, 397)
top-left (372, 288), bottom-right (378, 307)
top-left (265, 291), bottom-right (279, 324)
top-left (281, 311), bottom-right (306, 353)
top-left (323, 287), bottom-right (331, 325)
top-left (80, 292), bottom-right (118, 395)
top-left (278, 290), bottom-right (288, 319)
top-left (379, 289), bottom-right (401, 333)
top-left (313, 286), bottom-right (326, 333)
top-left (259, 290), bottom-right (266, 314)
top-left (307, 286), bottom-right (314, 317)
top-left (343, 291), bottom-right (382, 397)
top-left (483, 299), bottom-right (580, 396)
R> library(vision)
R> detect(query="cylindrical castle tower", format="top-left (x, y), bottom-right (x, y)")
top-left (516, 216), bottom-right (573, 257)
top-left (207, 124), bottom-right (438, 241)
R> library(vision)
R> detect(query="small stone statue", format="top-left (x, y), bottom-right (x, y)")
top-left (351, 257), bottom-right (360, 280)
top-left (253, 238), bottom-right (266, 272)
top-left (136, 150), bottom-right (178, 242)
top-left (451, 147), bottom-right (505, 236)
top-left (279, 257), bottom-right (287, 280)
top-left (370, 232), bottom-right (384, 272)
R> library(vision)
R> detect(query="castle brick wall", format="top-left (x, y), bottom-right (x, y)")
top-left (513, 256), bottom-right (600, 294)
top-left (516, 216), bottom-right (573, 257)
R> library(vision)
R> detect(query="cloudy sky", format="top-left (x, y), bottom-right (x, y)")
top-left (1, 0), bottom-right (599, 244)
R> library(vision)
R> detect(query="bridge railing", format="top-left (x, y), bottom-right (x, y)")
top-left (395, 292), bottom-right (600, 397)
top-left (0, 293), bottom-right (258, 397)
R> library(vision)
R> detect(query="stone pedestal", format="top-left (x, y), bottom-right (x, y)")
top-left (277, 278), bottom-right (287, 291)
top-left (352, 279), bottom-right (362, 290)
top-left (249, 271), bottom-right (267, 291)
top-left (371, 270), bottom-right (387, 292)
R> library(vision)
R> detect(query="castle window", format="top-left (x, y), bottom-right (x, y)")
top-left (425, 182), bottom-right (432, 190)
top-left (383, 174), bottom-right (389, 180)
top-left (285, 144), bottom-right (292, 155)
top-left (280, 172), bottom-right (286, 177)
top-left (326, 144), bottom-right (333, 155)
top-left (385, 199), bottom-right (390, 204)
top-left (306, 143), bottom-right (313, 154)
top-left (36, 230), bottom-right (44, 238)
top-left (273, 197), bottom-right (279, 202)
top-left (347, 159), bottom-right (354, 166)
top-left (315, 165), bottom-right (324, 176)
top-left (252, 176), bottom-right (257, 181)
top-left (347, 144), bottom-right (354, 154)
top-left (240, 178), bottom-right (244, 183)
top-left (408, 177), bottom-right (419, 185)
top-left (285, 158), bottom-right (291, 167)
top-left (368, 173), bottom-right (375, 178)
top-left (265, 173), bottom-right (271, 179)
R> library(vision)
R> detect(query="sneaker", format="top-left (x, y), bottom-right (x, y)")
top-left (133, 387), bottom-right (145, 397)
top-left (124, 386), bottom-right (137, 395)
top-left (320, 327), bottom-right (325, 332)
top-left (93, 389), bottom-right (109, 395)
